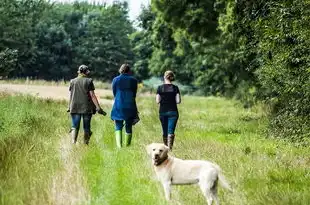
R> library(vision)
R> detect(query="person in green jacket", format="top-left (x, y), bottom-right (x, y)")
top-left (68, 65), bottom-right (106, 145)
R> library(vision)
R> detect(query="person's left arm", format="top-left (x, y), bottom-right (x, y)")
top-left (156, 86), bottom-right (161, 104)
top-left (67, 80), bottom-right (73, 112)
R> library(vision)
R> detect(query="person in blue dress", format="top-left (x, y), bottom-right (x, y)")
top-left (111, 64), bottom-right (138, 148)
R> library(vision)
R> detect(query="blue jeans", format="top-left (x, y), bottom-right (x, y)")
top-left (115, 119), bottom-right (133, 134)
top-left (159, 111), bottom-right (179, 137)
top-left (71, 114), bottom-right (92, 133)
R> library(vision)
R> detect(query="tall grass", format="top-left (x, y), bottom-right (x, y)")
top-left (0, 93), bottom-right (68, 205)
top-left (1, 92), bottom-right (309, 205)
top-left (82, 95), bottom-right (310, 205)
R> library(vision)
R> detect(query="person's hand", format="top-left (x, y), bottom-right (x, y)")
top-left (96, 107), bottom-right (107, 116)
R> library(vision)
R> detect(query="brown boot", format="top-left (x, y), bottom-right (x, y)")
top-left (167, 134), bottom-right (175, 150)
top-left (84, 131), bottom-right (92, 145)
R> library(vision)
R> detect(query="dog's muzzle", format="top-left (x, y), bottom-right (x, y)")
top-left (152, 155), bottom-right (168, 166)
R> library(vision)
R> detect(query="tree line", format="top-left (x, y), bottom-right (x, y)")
top-left (0, 0), bottom-right (134, 80)
top-left (132, 0), bottom-right (309, 143)
top-left (0, 0), bottom-right (309, 143)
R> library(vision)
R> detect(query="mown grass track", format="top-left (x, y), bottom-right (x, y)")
top-left (1, 91), bottom-right (309, 205)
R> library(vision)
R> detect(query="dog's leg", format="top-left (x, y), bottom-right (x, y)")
top-left (199, 180), bottom-right (214, 205)
top-left (162, 181), bottom-right (171, 200)
top-left (211, 183), bottom-right (219, 205)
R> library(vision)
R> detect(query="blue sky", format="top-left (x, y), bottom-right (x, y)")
top-left (52, 0), bottom-right (150, 21)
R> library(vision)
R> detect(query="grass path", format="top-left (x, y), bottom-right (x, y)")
top-left (1, 85), bottom-right (310, 205)
top-left (50, 135), bottom-right (90, 205)
top-left (81, 96), bottom-right (310, 205)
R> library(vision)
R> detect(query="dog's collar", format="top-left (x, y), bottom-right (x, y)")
top-left (154, 155), bottom-right (169, 166)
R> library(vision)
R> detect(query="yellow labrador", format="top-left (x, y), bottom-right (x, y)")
top-left (146, 143), bottom-right (231, 205)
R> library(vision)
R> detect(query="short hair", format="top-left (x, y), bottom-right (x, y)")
top-left (119, 64), bottom-right (130, 74)
top-left (164, 70), bottom-right (175, 81)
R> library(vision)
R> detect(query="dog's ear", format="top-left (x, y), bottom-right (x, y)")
top-left (146, 143), bottom-right (153, 156)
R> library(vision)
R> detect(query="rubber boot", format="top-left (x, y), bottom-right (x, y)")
top-left (167, 134), bottom-right (175, 150)
top-left (71, 128), bottom-right (78, 144)
top-left (115, 130), bottom-right (122, 148)
top-left (163, 135), bottom-right (168, 146)
top-left (84, 131), bottom-right (92, 145)
top-left (125, 133), bottom-right (132, 146)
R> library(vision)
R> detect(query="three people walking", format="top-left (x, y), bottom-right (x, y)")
top-left (68, 64), bottom-right (180, 149)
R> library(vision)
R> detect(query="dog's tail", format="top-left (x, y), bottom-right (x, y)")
top-left (212, 163), bottom-right (232, 191)
top-left (218, 172), bottom-right (232, 192)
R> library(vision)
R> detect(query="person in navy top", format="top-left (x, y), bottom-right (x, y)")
top-left (111, 64), bottom-right (138, 148)
top-left (156, 70), bottom-right (181, 150)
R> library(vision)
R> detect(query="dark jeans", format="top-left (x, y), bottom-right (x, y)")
top-left (159, 111), bottom-right (179, 137)
top-left (115, 119), bottom-right (133, 134)
top-left (71, 114), bottom-right (92, 133)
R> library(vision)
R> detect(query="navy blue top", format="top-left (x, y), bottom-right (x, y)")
top-left (111, 74), bottom-right (138, 121)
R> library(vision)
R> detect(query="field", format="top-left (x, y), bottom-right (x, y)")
top-left (0, 83), bottom-right (309, 205)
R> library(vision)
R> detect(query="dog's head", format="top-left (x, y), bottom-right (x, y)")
top-left (146, 143), bottom-right (169, 166)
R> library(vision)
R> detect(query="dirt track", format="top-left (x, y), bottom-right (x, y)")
top-left (0, 83), bottom-right (113, 104)
top-left (0, 83), bottom-right (111, 204)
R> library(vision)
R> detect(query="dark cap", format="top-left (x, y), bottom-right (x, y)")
top-left (78, 65), bottom-right (90, 74)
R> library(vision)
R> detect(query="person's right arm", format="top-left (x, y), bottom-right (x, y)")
top-left (175, 93), bottom-right (181, 104)
top-left (89, 90), bottom-right (101, 110)
top-left (175, 86), bottom-right (181, 104)
top-left (112, 78), bottom-right (117, 97)
top-left (89, 80), bottom-right (106, 115)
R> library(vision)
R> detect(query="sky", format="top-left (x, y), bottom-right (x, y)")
top-left (52, 0), bottom-right (150, 21)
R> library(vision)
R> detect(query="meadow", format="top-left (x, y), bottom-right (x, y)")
top-left (0, 90), bottom-right (309, 205)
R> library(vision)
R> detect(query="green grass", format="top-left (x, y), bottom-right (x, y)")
top-left (82, 95), bottom-right (310, 205)
top-left (0, 93), bottom-right (309, 205)
top-left (0, 93), bottom-right (67, 205)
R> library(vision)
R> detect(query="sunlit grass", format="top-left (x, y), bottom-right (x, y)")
top-left (1, 93), bottom-right (309, 205)
top-left (82, 95), bottom-right (310, 205)
top-left (0, 94), bottom-right (68, 205)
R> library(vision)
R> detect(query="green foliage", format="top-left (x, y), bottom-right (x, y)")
top-left (0, 1), bottom-right (134, 80)
top-left (252, 0), bottom-right (310, 142)
top-left (131, 0), bottom-right (309, 142)
top-left (0, 48), bottom-right (18, 76)
top-left (0, 93), bottom-right (66, 204)
top-left (152, 0), bottom-right (219, 38)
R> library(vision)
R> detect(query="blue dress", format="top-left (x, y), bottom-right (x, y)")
top-left (111, 74), bottom-right (138, 121)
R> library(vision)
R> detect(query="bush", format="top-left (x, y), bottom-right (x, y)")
top-left (254, 0), bottom-right (310, 143)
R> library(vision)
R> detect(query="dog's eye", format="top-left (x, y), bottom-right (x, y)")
top-left (159, 149), bottom-right (163, 152)
top-left (153, 148), bottom-right (156, 151)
